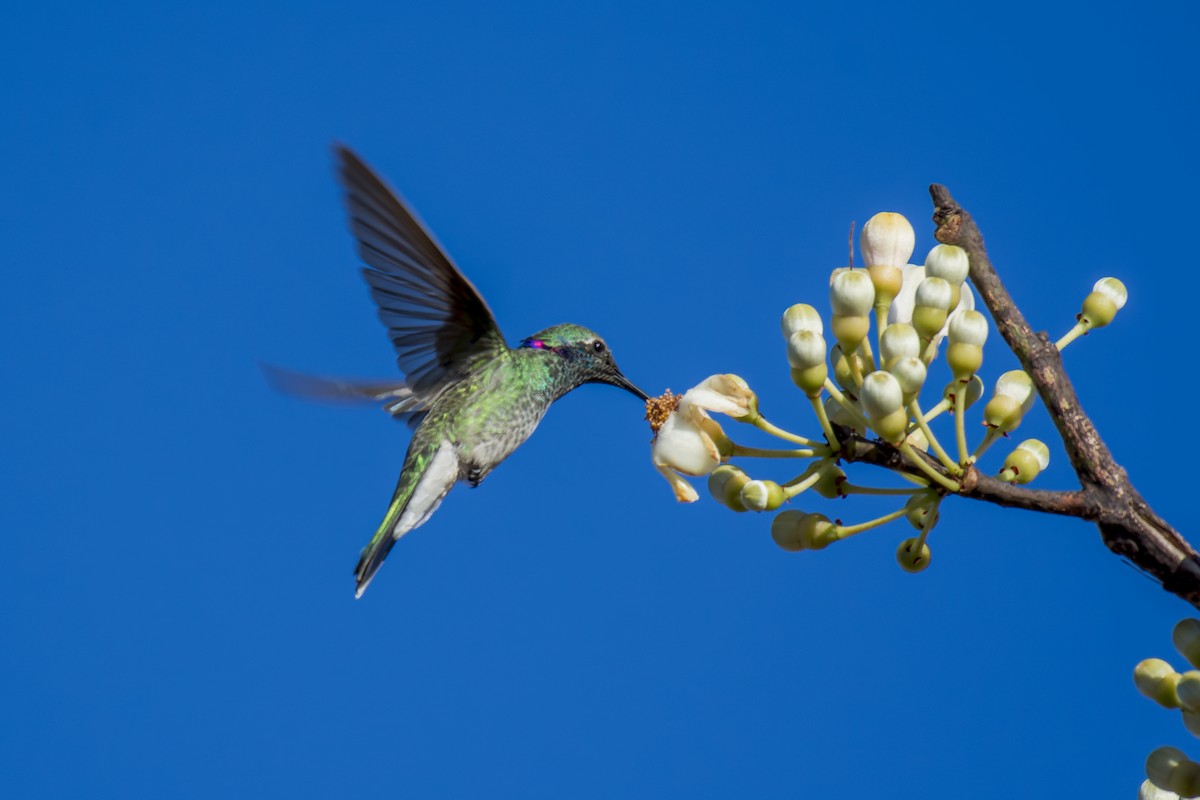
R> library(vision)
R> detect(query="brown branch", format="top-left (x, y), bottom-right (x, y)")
top-left (922, 185), bottom-right (1200, 607)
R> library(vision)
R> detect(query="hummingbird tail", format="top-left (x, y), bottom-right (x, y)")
top-left (354, 440), bottom-right (459, 598)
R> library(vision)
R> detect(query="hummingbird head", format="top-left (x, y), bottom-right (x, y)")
top-left (520, 323), bottom-right (649, 401)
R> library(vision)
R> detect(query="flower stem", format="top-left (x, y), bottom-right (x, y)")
top-left (752, 416), bottom-right (822, 447)
top-left (1055, 320), bottom-right (1088, 350)
top-left (836, 507), bottom-right (909, 538)
top-left (954, 382), bottom-right (970, 468)
top-left (859, 337), bottom-right (878, 373)
top-left (822, 379), bottom-right (870, 430)
top-left (919, 398), bottom-right (951, 425)
top-left (898, 441), bottom-right (961, 493)
top-left (808, 394), bottom-right (843, 454)
top-left (840, 483), bottom-right (921, 497)
top-left (969, 429), bottom-right (1001, 464)
top-left (730, 443), bottom-right (828, 459)
top-left (907, 400), bottom-right (960, 475)
top-left (913, 496), bottom-right (942, 550)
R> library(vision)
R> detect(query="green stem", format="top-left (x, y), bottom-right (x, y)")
top-left (837, 507), bottom-right (909, 538)
top-left (730, 443), bottom-right (828, 459)
top-left (969, 429), bottom-right (1001, 464)
top-left (808, 394), bottom-right (842, 454)
top-left (859, 337), bottom-right (878, 373)
top-left (898, 441), bottom-right (961, 493)
top-left (919, 398), bottom-right (951, 425)
top-left (906, 400), bottom-right (960, 475)
top-left (840, 483), bottom-right (921, 497)
top-left (1055, 320), bottom-right (1088, 351)
top-left (751, 416), bottom-right (822, 447)
top-left (954, 382), bottom-right (969, 468)
top-left (822, 379), bottom-right (870, 430)
top-left (913, 496), bottom-right (942, 550)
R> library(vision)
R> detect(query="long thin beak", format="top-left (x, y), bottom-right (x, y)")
top-left (606, 370), bottom-right (650, 401)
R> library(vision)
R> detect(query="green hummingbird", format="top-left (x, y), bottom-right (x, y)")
top-left (269, 147), bottom-right (649, 597)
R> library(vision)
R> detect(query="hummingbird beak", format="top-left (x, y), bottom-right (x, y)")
top-left (603, 369), bottom-right (650, 401)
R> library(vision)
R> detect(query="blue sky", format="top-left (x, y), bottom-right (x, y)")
top-left (4, 2), bottom-right (1198, 797)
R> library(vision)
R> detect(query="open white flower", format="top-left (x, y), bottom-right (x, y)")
top-left (651, 375), bottom-right (757, 502)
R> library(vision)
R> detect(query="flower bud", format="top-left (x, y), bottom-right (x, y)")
top-left (708, 465), bottom-right (751, 511)
top-left (1147, 746), bottom-right (1189, 791)
top-left (943, 375), bottom-right (984, 410)
top-left (924, 244), bottom-right (969, 285)
top-left (860, 212), bottom-right (915, 268)
top-left (741, 479), bottom-right (786, 512)
top-left (1139, 778), bottom-right (1178, 800)
top-left (860, 371), bottom-right (907, 443)
top-left (1136, 658), bottom-right (1183, 708)
top-left (771, 511), bottom-right (838, 551)
top-left (812, 464), bottom-right (846, 499)
top-left (1174, 619), bottom-right (1200, 669)
top-left (1169, 755), bottom-right (1200, 796)
top-left (1178, 671), bottom-right (1200, 712)
top-left (781, 303), bottom-right (823, 337)
top-left (825, 396), bottom-right (865, 435)
top-left (904, 493), bottom-right (939, 530)
top-left (946, 310), bottom-right (988, 380)
top-left (880, 323), bottom-right (920, 368)
top-left (1080, 277), bottom-right (1128, 329)
top-left (999, 439), bottom-right (1050, 484)
top-left (983, 370), bottom-right (1035, 432)
top-left (912, 277), bottom-right (953, 341)
top-left (831, 345), bottom-right (862, 392)
top-left (896, 538), bottom-right (931, 572)
top-left (830, 270), bottom-right (876, 316)
top-left (905, 427), bottom-right (929, 452)
top-left (890, 356), bottom-right (927, 405)
top-left (787, 331), bottom-right (827, 370)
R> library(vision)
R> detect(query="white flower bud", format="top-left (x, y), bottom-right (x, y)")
top-left (948, 309), bottom-right (989, 347)
top-left (1094, 276), bottom-right (1128, 310)
top-left (781, 303), bottom-right (824, 337)
top-left (880, 323), bottom-right (920, 367)
top-left (741, 480), bottom-right (785, 512)
top-left (829, 270), bottom-right (876, 316)
top-left (787, 331), bottom-right (827, 370)
top-left (923, 244), bottom-right (969, 285)
top-left (983, 370), bottom-right (1036, 432)
top-left (1174, 619), bottom-right (1200, 669)
top-left (915, 276), bottom-right (953, 311)
top-left (890, 356), bottom-right (927, 402)
top-left (860, 212), bottom-right (915, 268)
top-left (860, 370), bottom-right (907, 443)
top-left (942, 375), bottom-right (984, 409)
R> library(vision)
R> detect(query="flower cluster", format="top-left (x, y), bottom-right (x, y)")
top-left (646, 209), bottom-right (1126, 573)
top-left (1135, 620), bottom-right (1200, 798)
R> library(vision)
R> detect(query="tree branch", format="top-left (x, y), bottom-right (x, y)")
top-left (919, 185), bottom-right (1200, 607)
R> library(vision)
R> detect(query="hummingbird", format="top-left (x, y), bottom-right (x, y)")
top-left (269, 147), bottom-right (649, 597)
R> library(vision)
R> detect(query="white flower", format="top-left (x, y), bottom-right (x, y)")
top-left (651, 375), bottom-right (757, 502)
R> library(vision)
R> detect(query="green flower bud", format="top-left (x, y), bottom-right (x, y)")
top-left (741, 479), bottom-right (786, 512)
top-left (800, 514), bottom-right (840, 550)
top-left (860, 212), bottom-right (915, 269)
top-left (983, 370), bottom-right (1035, 432)
top-left (999, 439), bottom-right (1050, 484)
top-left (896, 538), bottom-right (931, 572)
top-left (924, 244), bottom-right (969, 286)
top-left (943, 375), bottom-right (984, 410)
top-left (1080, 277), bottom-right (1128, 329)
top-left (946, 310), bottom-right (988, 380)
top-left (880, 323), bottom-right (920, 368)
top-left (824, 396), bottom-right (866, 435)
top-left (831, 344), bottom-right (862, 393)
top-left (812, 464), bottom-right (846, 498)
top-left (708, 465), bottom-right (751, 512)
top-left (771, 511), bottom-right (838, 551)
top-left (771, 509), bottom-right (808, 551)
top-left (869, 264), bottom-right (903, 307)
top-left (1186, 710), bottom-right (1200, 740)
top-left (782, 303), bottom-right (823, 337)
top-left (1178, 671), bottom-right (1200, 712)
top-left (831, 315), bottom-right (871, 356)
top-left (1172, 756), bottom-right (1200, 796)
top-left (1135, 658), bottom-right (1182, 708)
top-left (904, 493), bottom-right (939, 531)
top-left (1174, 619), bottom-right (1200, 669)
top-left (1147, 746), bottom-right (1189, 791)
top-left (860, 371), bottom-right (907, 444)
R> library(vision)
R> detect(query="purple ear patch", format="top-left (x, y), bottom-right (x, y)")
top-left (520, 337), bottom-right (548, 350)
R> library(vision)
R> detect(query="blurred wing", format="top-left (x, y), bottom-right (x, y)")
top-left (260, 362), bottom-right (428, 426)
top-left (336, 146), bottom-right (507, 401)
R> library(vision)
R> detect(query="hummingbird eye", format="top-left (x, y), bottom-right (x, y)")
top-left (591, 340), bottom-right (606, 354)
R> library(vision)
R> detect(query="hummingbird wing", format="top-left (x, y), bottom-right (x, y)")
top-left (259, 362), bottom-right (429, 426)
top-left (336, 146), bottom-right (508, 402)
